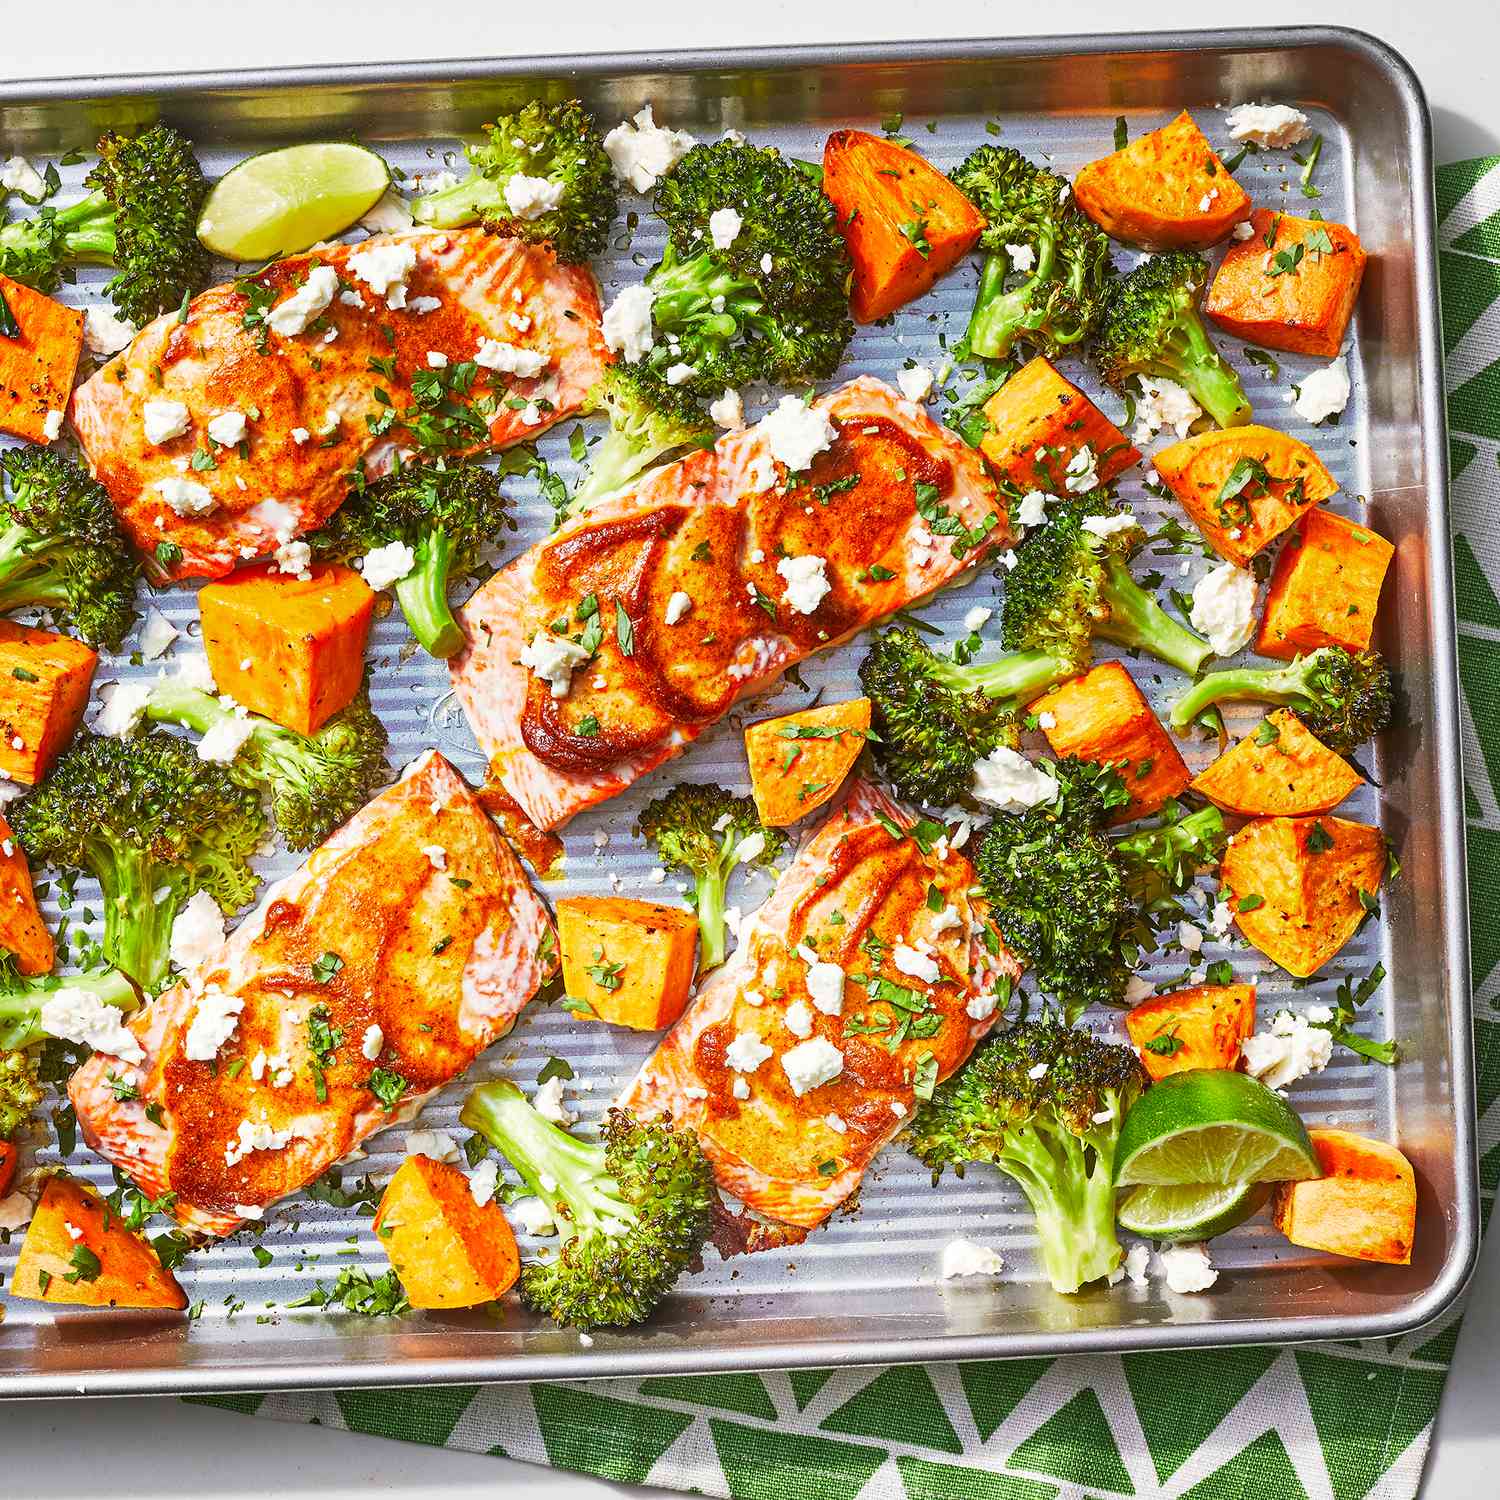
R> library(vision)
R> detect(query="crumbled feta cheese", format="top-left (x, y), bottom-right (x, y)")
top-left (225, 1116), bottom-right (295, 1168)
top-left (290, 427), bottom-right (311, 445)
top-left (1159, 1242), bottom-right (1218, 1293)
top-left (798, 946), bottom-right (846, 1016)
top-left (512, 1195), bottom-right (556, 1235)
top-left (1132, 377), bottom-right (1202, 445)
top-left (930, 904), bottom-right (963, 936)
top-left (534, 1074), bottom-right (574, 1125)
top-left (781, 1035), bottom-right (844, 1097)
top-left (520, 632), bottom-right (591, 698)
top-left (665, 361), bottom-right (697, 386)
top-left (731, 1076), bottom-right (751, 1100)
top-left (777, 553), bottom-right (831, 615)
top-left (601, 284), bottom-right (655, 363)
top-left (1015, 489), bottom-right (1049, 528)
top-left (360, 189), bottom-right (415, 232)
top-left (171, 889), bottom-right (225, 972)
top-left (940, 1238), bottom-right (1005, 1278)
top-left (1209, 899), bottom-right (1234, 938)
top-left (1027, 1061), bottom-right (1050, 1081)
top-left (1081, 511), bottom-right (1140, 539)
top-left (359, 1023), bottom-right (383, 1062)
top-left (139, 607), bottom-right (178, 661)
top-left (709, 206), bottom-right (744, 249)
top-left (503, 172), bottom-right (566, 220)
top-left (725, 1029), bottom-right (773, 1073)
top-left (347, 240), bottom-right (417, 310)
top-left (1293, 357), bottom-right (1351, 425)
top-left (971, 746), bottom-right (1058, 812)
top-left (710, 387), bottom-right (744, 429)
top-left (95, 679), bottom-right (154, 738)
top-left (760, 252), bottom-right (773, 274)
top-left (1, 155), bottom-right (46, 199)
top-left (40, 988), bottom-right (143, 1063)
top-left (42, 408), bottom-right (64, 441)
top-left (467, 1157), bottom-right (500, 1207)
top-left (359, 540), bottom-right (416, 591)
top-left (963, 606), bottom-right (992, 632)
top-left (207, 410), bottom-right (248, 448)
top-left (197, 711), bottom-right (256, 765)
top-left (1036, 711), bottom-right (1057, 731)
top-left (184, 988), bottom-right (244, 1061)
top-left (1064, 444), bottom-right (1100, 493)
top-left (153, 476), bottom-right (216, 516)
top-left (519, 401), bottom-right (543, 426)
top-left (966, 990), bottom-right (999, 1021)
top-left (731, 831), bottom-right (765, 867)
top-left (897, 364), bottom-right (934, 404)
top-left (406, 1128), bottom-right (460, 1163)
top-left (1241, 1009), bottom-right (1335, 1090)
top-left (273, 538), bottom-right (312, 581)
top-left (409, 295), bottom-right (442, 315)
top-left (426, 351), bottom-right (449, 369)
top-left (783, 999), bottom-right (815, 1039)
top-left (1123, 974), bottom-right (1155, 1005)
top-left (1232, 220), bottom-right (1256, 241)
top-left (176, 653), bottom-right (218, 694)
top-left (268, 264), bottom-right (338, 336)
top-left (664, 590), bottom-right (693, 626)
top-left (890, 1100), bottom-right (908, 1119)
top-left (83, 305), bottom-right (137, 357)
top-left (997, 240), bottom-right (1035, 274)
top-left (1197, 191), bottom-right (1217, 214)
top-left (143, 398), bottom-right (191, 445)
top-left (1224, 103), bottom-right (1312, 149)
top-left (1124, 1241), bottom-right (1152, 1286)
top-left (603, 105), bottom-right (697, 192)
top-left (475, 338), bottom-right (548, 377)
top-left (760, 395), bottom-right (837, 472)
top-left (1178, 920), bottom-right (1204, 954)
top-left (1190, 561), bottom-right (1259, 657)
top-left (893, 943), bottom-right (941, 985)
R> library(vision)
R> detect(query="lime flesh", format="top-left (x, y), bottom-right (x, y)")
top-left (1117, 1180), bottom-right (1271, 1241)
top-left (198, 142), bottom-right (390, 261)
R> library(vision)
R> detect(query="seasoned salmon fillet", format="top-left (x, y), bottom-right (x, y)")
top-left (68, 750), bottom-right (557, 1237)
top-left (70, 230), bottom-right (608, 581)
top-left (451, 376), bottom-right (1008, 830)
top-left (618, 779), bottom-right (1021, 1228)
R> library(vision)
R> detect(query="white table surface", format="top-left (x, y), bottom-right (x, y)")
top-left (5, 3), bottom-right (1497, 1496)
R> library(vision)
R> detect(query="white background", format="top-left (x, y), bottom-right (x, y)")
top-left (5, 4), bottom-right (1499, 1497)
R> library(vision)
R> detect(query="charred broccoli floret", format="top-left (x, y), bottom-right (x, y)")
top-left (947, 145), bottom-right (1114, 360)
top-left (1093, 251), bottom-right (1251, 430)
top-left (635, 784), bottom-right (785, 971)
top-left (460, 1080), bottom-right (715, 1329)
top-left (412, 99), bottom-right (617, 263)
top-left (906, 1016), bottom-right (1148, 1293)
top-left (0, 1044), bottom-right (45, 1141)
top-left (1168, 647), bottom-right (1392, 753)
top-left (0, 447), bottom-right (141, 650)
top-left (12, 731), bottom-right (264, 992)
top-left (0, 125), bottom-right (209, 324)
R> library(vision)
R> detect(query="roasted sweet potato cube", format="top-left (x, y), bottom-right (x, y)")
top-left (1272, 1128), bottom-right (1415, 1265)
top-left (0, 620), bottom-right (98, 785)
top-left (1126, 983), bottom-right (1256, 1081)
top-left (746, 697), bottom-right (871, 826)
top-left (1221, 815), bottom-right (1384, 978)
top-left (0, 274), bottom-right (83, 445)
top-left (1072, 111), bottom-right (1250, 250)
top-left (374, 1154), bottom-right (520, 1309)
top-left (557, 895), bottom-right (699, 1028)
top-left (978, 356), bottom-right (1141, 491)
top-left (0, 1139), bottom-right (16, 1198)
top-left (1256, 508), bottom-right (1393, 659)
top-left (1153, 425), bottom-right (1337, 565)
top-left (0, 812), bottom-right (54, 975)
top-left (1205, 210), bottom-right (1367, 357)
top-left (1191, 709), bottom-right (1362, 817)
top-left (1031, 661), bottom-right (1189, 821)
top-left (821, 130), bottom-right (986, 323)
top-left (9, 1173), bottom-right (186, 1309)
top-left (199, 562), bottom-right (373, 735)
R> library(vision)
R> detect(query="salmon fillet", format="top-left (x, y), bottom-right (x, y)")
top-left (69, 230), bottom-right (608, 581)
top-left (451, 376), bottom-right (1009, 830)
top-left (68, 750), bottom-right (557, 1236)
top-left (618, 779), bottom-right (1021, 1228)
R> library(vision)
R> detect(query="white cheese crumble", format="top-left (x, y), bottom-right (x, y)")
top-left (971, 746), bottom-right (1058, 812)
top-left (42, 409), bottom-right (64, 441)
top-left (1178, 920), bottom-right (1204, 954)
top-left (140, 607), bottom-right (178, 661)
top-left (83, 305), bottom-right (137, 357)
top-left (170, 889), bottom-right (225, 972)
top-left (710, 387), bottom-right (744, 429)
top-left (781, 1035), bottom-right (845, 1097)
top-left (1293, 357), bottom-right (1351, 425)
top-left (534, 1074), bottom-right (574, 1125)
top-left (1064, 444), bottom-right (1100, 494)
top-left (197, 711), bottom-right (256, 765)
top-left (512, 1195), bottom-right (556, 1235)
top-left (798, 944), bottom-right (846, 1016)
top-left (1005, 243), bottom-right (1036, 273)
top-left (964, 605), bottom-right (992, 632)
top-left (665, 361), bottom-right (696, 386)
top-left (777, 553), bottom-right (831, 615)
top-left (893, 943), bottom-right (941, 985)
top-left (153, 476), bottom-right (216, 516)
top-left (207, 410), bottom-right (248, 448)
top-left (783, 999), bottom-right (814, 1039)
top-left (939, 1238), bottom-right (1006, 1278)
top-left (760, 394), bottom-right (837, 472)
top-left (347, 240), bottom-right (417, 310)
top-left (40, 989), bottom-right (143, 1063)
top-left (422, 844), bottom-right (447, 871)
top-left (1159, 1241), bottom-right (1218, 1293)
top-left (1224, 103), bottom-right (1312, 149)
top-left (709, 206), bottom-right (744, 249)
top-left (467, 1157), bottom-right (500, 1207)
top-left (225, 1116), bottom-right (296, 1168)
top-left (95, 680), bottom-right (154, 738)
top-left (359, 540), bottom-right (416, 591)
top-left (1232, 220), bottom-right (1256, 241)
top-left (184, 988), bottom-right (244, 1062)
top-left (406, 1128), bottom-right (460, 1163)
top-left (1241, 1008), bottom-right (1335, 1091)
top-left (897, 364), bottom-right (935, 404)
top-left (143, 399), bottom-right (191, 445)
top-left (1132, 377), bottom-right (1202, 445)
top-left (725, 1029), bottom-right (773, 1073)
top-left (966, 990), bottom-right (1000, 1021)
top-left (1, 155), bottom-right (47, 199)
top-left (360, 189), bottom-right (414, 232)
top-left (361, 1023), bottom-right (384, 1061)
top-left (1081, 511), bottom-right (1140, 539)
top-left (664, 590), bottom-right (693, 625)
top-left (1015, 489), bottom-right (1049, 528)
top-left (268, 264), bottom-right (338, 336)
top-left (475, 338), bottom-right (548, 378)
top-left (1036, 710), bottom-right (1057, 730)
top-left (503, 172), bottom-right (567, 220)
top-left (601, 284), bottom-right (655, 363)
top-left (519, 632), bottom-right (591, 699)
top-left (603, 105), bottom-right (697, 192)
top-left (1190, 561), bottom-right (1259, 657)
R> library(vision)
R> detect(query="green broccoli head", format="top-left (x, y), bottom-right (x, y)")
top-left (1093, 250), bottom-right (1252, 429)
top-left (948, 145), bottom-right (1114, 360)
top-left (906, 1015), bottom-right (1147, 1293)
top-left (635, 784), bottom-right (785, 970)
top-left (0, 447), bottom-right (141, 650)
top-left (460, 1080), bottom-right (716, 1329)
top-left (0, 1045), bottom-right (44, 1140)
top-left (12, 731), bottom-right (265, 992)
top-left (412, 99), bottom-right (618, 262)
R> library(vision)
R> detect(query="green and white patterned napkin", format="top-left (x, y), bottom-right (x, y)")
top-left (192, 156), bottom-right (1500, 1500)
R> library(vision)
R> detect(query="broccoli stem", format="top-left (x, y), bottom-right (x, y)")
top-left (394, 528), bottom-right (465, 659)
top-left (0, 191), bottom-right (116, 283)
top-left (0, 523), bottom-right (68, 611)
top-left (1095, 555), bottom-right (1214, 675)
top-left (94, 843), bottom-right (180, 992)
top-left (568, 424), bottom-right (673, 516)
top-left (694, 866), bottom-right (730, 971)
top-left (1154, 322), bottom-right (1252, 430)
top-left (1168, 659), bottom-right (1314, 734)
top-left (411, 176), bottom-right (496, 230)
top-left (930, 647), bottom-right (1074, 708)
top-left (0, 968), bottom-right (139, 1051)
top-left (965, 227), bottom-right (1057, 360)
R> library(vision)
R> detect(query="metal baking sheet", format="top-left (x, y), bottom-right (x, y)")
top-left (0, 26), bottom-right (1476, 1397)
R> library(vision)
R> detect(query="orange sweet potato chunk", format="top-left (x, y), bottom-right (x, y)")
top-left (9, 1173), bottom-right (187, 1309)
top-left (0, 811), bottom-right (54, 975)
top-left (979, 356), bottom-right (1141, 491)
top-left (822, 129), bottom-right (986, 322)
top-left (1221, 815), bottom-right (1384, 978)
top-left (1126, 984), bottom-right (1256, 1081)
top-left (745, 697), bottom-right (871, 826)
top-left (374, 1154), bottom-right (520, 1309)
top-left (1031, 661), bottom-right (1189, 822)
top-left (1073, 111), bottom-right (1250, 250)
top-left (1205, 210), bottom-right (1367, 357)
top-left (0, 1139), bottom-right (16, 1197)
top-left (0, 620), bottom-right (97, 784)
top-left (199, 562), bottom-right (373, 735)
top-left (557, 895), bottom-right (699, 1027)
top-left (1153, 425), bottom-right (1337, 566)
top-left (0, 274), bottom-right (84, 445)
top-left (1191, 709), bottom-right (1362, 817)
top-left (1272, 1128), bottom-right (1415, 1265)
top-left (1256, 508), bottom-right (1393, 659)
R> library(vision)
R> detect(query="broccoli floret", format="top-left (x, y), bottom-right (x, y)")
top-left (1003, 495), bottom-right (1213, 676)
top-left (0, 447), bottom-right (141, 650)
top-left (635, 784), bottom-right (786, 971)
top-left (948, 145), bottom-right (1114, 360)
top-left (1168, 647), bottom-right (1392, 753)
top-left (0, 1045), bottom-right (44, 1140)
top-left (460, 1080), bottom-right (715, 1329)
top-left (12, 731), bottom-right (265, 992)
top-left (1093, 251), bottom-right (1252, 430)
top-left (140, 677), bottom-right (388, 850)
top-left (412, 100), bottom-right (618, 263)
top-left (0, 126), bottom-right (209, 325)
top-left (311, 460), bottom-right (512, 659)
top-left (858, 625), bottom-right (1072, 807)
top-left (906, 1016), bottom-right (1147, 1293)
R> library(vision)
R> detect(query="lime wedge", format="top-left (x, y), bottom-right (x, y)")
top-left (1117, 1180), bottom-right (1271, 1241)
top-left (197, 143), bottom-right (390, 261)
top-left (1115, 1069), bottom-right (1321, 1186)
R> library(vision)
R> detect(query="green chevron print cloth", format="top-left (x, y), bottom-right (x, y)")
top-left (191, 156), bottom-right (1500, 1500)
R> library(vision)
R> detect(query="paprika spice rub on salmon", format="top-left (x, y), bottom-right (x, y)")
top-left (69, 229), bottom-right (608, 581)
top-left (67, 751), bottom-right (557, 1237)
top-left (618, 778), bottom-right (1022, 1228)
top-left (451, 375), bottom-right (1010, 831)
